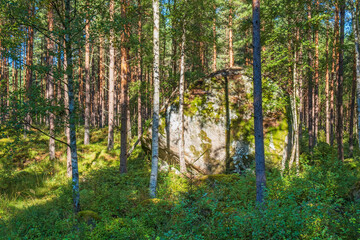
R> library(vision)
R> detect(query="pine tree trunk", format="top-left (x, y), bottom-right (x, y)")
top-left (63, 40), bottom-right (72, 178)
top-left (137, 0), bottom-right (143, 139)
top-left (120, 0), bottom-right (130, 174)
top-left (228, 0), bottom-right (234, 68)
top-left (252, 0), bottom-right (266, 204)
top-left (350, 53), bottom-right (356, 157)
top-left (354, 0), bottom-right (360, 152)
top-left (99, 36), bottom-right (105, 128)
top-left (307, 3), bottom-right (314, 151)
top-left (150, 0), bottom-right (160, 198)
top-left (179, 26), bottom-right (186, 174)
top-left (78, 49), bottom-right (83, 110)
top-left (314, 0), bottom-right (320, 144)
top-left (107, 0), bottom-right (115, 151)
top-left (25, 6), bottom-right (34, 133)
top-left (84, 11), bottom-right (91, 145)
top-left (326, 23), bottom-right (331, 144)
top-left (337, 3), bottom-right (345, 161)
top-left (331, 6), bottom-right (339, 146)
top-left (47, 7), bottom-right (56, 160)
top-left (212, 4), bottom-right (217, 72)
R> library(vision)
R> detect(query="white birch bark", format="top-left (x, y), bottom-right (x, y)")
top-left (150, 0), bottom-right (160, 198)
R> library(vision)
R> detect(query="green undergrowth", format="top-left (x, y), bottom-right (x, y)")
top-left (1, 129), bottom-right (360, 239)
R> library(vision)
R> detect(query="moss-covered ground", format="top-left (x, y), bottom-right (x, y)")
top-left (1, 129), bottom-right (360, 239)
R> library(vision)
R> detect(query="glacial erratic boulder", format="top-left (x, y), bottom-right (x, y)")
top-left (142, 68), bottom-right (288, 175)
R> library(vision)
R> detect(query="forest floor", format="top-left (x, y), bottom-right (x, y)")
top-left (1, 129), bottom-right (360, 239)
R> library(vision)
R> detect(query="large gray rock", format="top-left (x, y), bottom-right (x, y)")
top-left (142, 68), bottom-right (288, 174)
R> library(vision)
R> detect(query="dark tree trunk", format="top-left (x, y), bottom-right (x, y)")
top-left (252, 0), bottom-right (266, 204)
top-left (120, 0), bottom-right (130, 174)
top-left (336, 3), bottom-right (345, 161)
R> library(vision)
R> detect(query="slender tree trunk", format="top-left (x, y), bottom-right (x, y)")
top-left (25, 6), bottom-right (34, 134)
top-left (354, 0), bottom-right (360, 151)
top-left (99, 36), bottom-right (105, 128)
top-left (150, 0), bottom-right (160, 198)
top-left (225, 74), bottom-right (231, 173)
top-left (78, 49), bottom-right (83, 110)
top-left (137, 0), bottom-right (143, 139)
top-left (331, 5), bottom-right (339, 146)
top-left (326, 23), bottom-right (331, 144)
top-left (179, 26), bottom-right (186, 174)
top-left (337, 3), bottom-right (345, 161)
top-left (47, 7), bottom-right (56, 160)
top-left (107, 0), bottom-right (115, 151)
top-left (229, 0), bottom-right (234, 68)
top-left (63, 40), bottom-right (72, 178)
top-left (350, 53), bottom-right (356, 157)
top-left (314, 0), bottom-right (319, 144)
top-left (84, 11), bottom-right (91, 145)
top-left (212, 4), bottom-right (217, 72)
top-left (307, 3), bottom-right (314, 151)
top-left (65, 0), bottom-right (80, 213)
top-left (252, 0), bottom-right (266, 204)
top-left (120, 0), bottom-right (130, 174)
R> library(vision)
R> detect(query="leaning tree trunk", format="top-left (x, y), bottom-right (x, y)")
top-left (252, 0), bottom-right (266, 204)
top-left (150, 0), bottom-right (160, 199)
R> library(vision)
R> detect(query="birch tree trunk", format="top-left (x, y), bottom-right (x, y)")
top-left (252, 0), bottom-right (266, 204)
top-left (84, 10), bottom-right (91, 145)
top-left (179, 25), bottom-right (186, 174)
top-left (150, 0), bottom-right (160, 198)
top-left (65, 0), bottom-right (80, 213)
